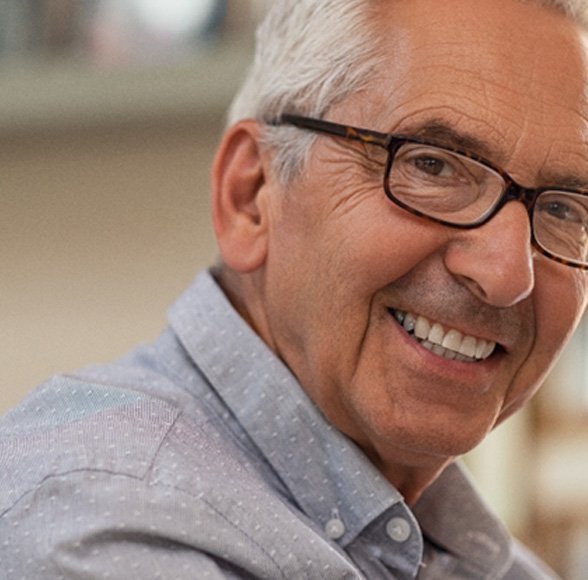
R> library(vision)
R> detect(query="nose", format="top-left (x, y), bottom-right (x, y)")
top-left (443, 202), bottom-right (535, 308)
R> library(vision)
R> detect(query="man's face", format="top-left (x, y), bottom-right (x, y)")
top-left (260, 0), bottom-right (588, 468)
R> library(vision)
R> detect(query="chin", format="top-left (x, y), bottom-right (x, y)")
top-left (371, 419), bottom-right (492, 464)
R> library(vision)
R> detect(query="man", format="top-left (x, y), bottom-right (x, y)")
top-left (1, 0), bottom-right (587, 577)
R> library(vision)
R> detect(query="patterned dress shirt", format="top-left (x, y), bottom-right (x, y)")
top-left (0, 270), bottom-right (558, 579)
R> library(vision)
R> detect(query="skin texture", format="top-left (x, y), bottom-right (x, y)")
top-left (212, 0), bottom-right (588, 504)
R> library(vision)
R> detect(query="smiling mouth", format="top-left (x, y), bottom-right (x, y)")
top-left (390, 309), bottom-right (497, 363)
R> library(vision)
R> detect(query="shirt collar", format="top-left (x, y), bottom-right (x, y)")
top-left (414, 462), bottom-right (513, 577)
top-left (168, 270), bottom-right (402, 545)
top-left (169, 270), bottom-right (513, 575)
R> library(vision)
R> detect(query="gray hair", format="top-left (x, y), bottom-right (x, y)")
top-left (227, 0), bottom-right (380, 183)
top-left (227, 0), bottom-right (588, 184)
top-left (532, 0), bottom-right (588, 24)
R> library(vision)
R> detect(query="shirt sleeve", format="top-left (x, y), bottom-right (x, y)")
top-left (0, 469), bottom-right (277, 579)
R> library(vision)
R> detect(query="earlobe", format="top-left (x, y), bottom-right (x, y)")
top-left (212, 120), bottom-right (271, 273)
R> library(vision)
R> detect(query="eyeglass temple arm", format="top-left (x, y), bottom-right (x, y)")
top-left (268, 114), bottom-right (390, 148)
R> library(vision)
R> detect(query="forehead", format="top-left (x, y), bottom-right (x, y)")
top-left (353, 0), bottom-right (588, 182)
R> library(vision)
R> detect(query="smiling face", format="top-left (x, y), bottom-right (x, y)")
top-left (242, 0), bottom-right (588, 475)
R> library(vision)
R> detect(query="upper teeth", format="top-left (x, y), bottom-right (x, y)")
top-left (393, 309), bottom-right (496, 362)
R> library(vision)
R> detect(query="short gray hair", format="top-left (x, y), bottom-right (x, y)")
top-left (227, 0), bottom-right (380, 183)
top-left (532, 0), bottom-right (588, 24)
top-left (228, 0), bottom-right (588, 183)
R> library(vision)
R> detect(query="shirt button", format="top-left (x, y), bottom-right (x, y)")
top-left (386, 517), bottom-right (412, 543)
top-left (325, 518), bottom-right (346, 540)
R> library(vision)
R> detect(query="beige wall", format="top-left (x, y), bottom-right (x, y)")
top-left (1, 121), bottom-right (220, 411)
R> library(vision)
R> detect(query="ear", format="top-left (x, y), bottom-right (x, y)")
top-left (212, 120), bottom-right (272, 273)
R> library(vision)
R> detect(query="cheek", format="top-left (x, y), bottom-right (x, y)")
top-left (504, 265), bottom-right (588, 416)
top-left (335, 208), bottom-right (448, 291)
top-left (535, 265), bottom-right (588, 352)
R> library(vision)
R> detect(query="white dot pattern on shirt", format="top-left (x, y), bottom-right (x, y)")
top-left (0, 272), bottom-right (513, 578)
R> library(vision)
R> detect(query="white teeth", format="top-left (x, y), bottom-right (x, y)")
top-left (476, 340), bottom-right (495, 360)
top-left (442, 329), bottom-right (462, 352)
top-left (444, 349), bottom-right (457, 360)
top-left (393, 310), bottom-right (497, 362)
top-left (403, 313), bottom-right (416, 333)
top-left (460, 336), bottom-right (477, 358)
top-left (432, 345), bottom-right (446, 357)
top-left (429, 323), bottom-right (445, 345)
top-left (414, 316), bottom-right (431, 340)
top-left (475, 340), bottom-right (488, 359)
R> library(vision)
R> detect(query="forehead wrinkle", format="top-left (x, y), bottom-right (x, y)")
top-left (531, 131), bottom-right (588, 190)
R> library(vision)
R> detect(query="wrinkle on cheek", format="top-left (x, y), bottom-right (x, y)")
top-left (312, 146), bottom-right (385, 220)
top-left (572, 271), bottom-right (588, 312)
top-left (329, 182), bottom-right (382, 219)
top-left (536, 264), bottom-right (587, 346)
top-left (498, 334), bottom-right (544, 422)
top-left (497, 269), bottom-right (586, 422)
top-left (497, 266), bottom-right (568, 416)
top-left (579, 105), bottom-right (588, 130)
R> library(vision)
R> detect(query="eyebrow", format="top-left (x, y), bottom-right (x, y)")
top-left (538, 173), bottom-right (588, 192)
top-left (398, 120), bottom-right (496, 158)
top-left (398, 119), bottom-right (588, 192)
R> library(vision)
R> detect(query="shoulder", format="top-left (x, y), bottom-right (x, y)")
top-left (0, 374), bottom-right (291, 578)
top-left (0, 367), bottom-right (267, 513)
top-left (0, 374), bottom-right (183, 515)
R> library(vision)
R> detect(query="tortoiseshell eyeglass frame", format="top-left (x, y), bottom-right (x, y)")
top-left (267, 113), bottom-right (588, 270)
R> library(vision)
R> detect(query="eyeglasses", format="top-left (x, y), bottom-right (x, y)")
top-left (267, 114), bottom-right (588, 270)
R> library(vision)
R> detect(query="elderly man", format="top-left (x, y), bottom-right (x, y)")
top-left (2, 0), bottom-right (588, 577)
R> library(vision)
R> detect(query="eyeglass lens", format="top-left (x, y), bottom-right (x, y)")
top-left (387, 143), bottom-right (588, 266)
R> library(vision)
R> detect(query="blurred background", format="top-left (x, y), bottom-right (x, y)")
top-left (1, 1), bottom-right (587, 577)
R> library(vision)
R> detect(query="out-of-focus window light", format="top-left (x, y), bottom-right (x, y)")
top-left (90, 0), bottom-right (227, 65)
top-left (0, 0), bottom-right (227, 66)
top-left (130, 0), bottom-right (218, 36)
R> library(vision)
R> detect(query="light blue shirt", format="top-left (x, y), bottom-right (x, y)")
top-left (0, 270), bottom-right (557, 578)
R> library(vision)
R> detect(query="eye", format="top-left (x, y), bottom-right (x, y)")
top-left (413, 155), bottom-right (455, 178)
top-left (398, 145), bottom-right (473, 184)
top-left (539, 199), bottom-right (584, 224)
top-left (546, 201), bottom-right (570, 220)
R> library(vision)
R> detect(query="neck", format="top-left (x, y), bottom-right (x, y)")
top-left (212, 264), bottom-right (275, 346)
top-left (346, 427), bottom-right (456, 505)
top-left (377, 458), bottom-right (454, 505)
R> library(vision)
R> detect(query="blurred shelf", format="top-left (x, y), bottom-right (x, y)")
top-left (0, 37), bottom-right (253, 134)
